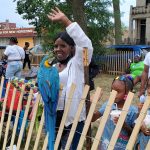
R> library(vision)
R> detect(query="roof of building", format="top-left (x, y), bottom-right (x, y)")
top-left (0, 27), bottom-right (36, 38)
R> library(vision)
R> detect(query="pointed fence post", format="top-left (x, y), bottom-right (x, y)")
top-left (83, 47), bottom-right (91, 150)
top-left (126, 96), bottom-right (150, 150)
top-left (146, 139), bottom-right (150, 150)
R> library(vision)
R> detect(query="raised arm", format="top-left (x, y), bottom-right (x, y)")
top-left (48, 7), bottom-right (93, 63)
top-left (47, 7), bottom-right (72, 27)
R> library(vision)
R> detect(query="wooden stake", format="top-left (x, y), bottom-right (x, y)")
top-left (0, 76), bottom-right (4, 99)
top-left (16, 89), bottom-right (34, 150)
top-left (107, 92), bottom-right (134, 150)
top-left (91, 90), bottom-right (117, 150)
top-left (126, 96), bottom-right (150, 150)
top-left (0, 82), bottom-right (10, 140)
top-left (65, 85), bottom-right (90, 150)
top-left (9, 85), bottom-right (25, 149)
top-left (77, 87), bottom-right (102, 150)
top-left (3, 88), bottom-right (17, 150)
top-left (24, 94), bottom-right (41, 150)
top-left (83, 47), bottom-right (92, 150)
top-left (54, 83), bottom-right (76, 150)
top-left (33, 110), bottom-right (44, 150)
top-left (42, 134), bottom-right (48, 150)
top-left (146, 139), bottom-right (150, 150)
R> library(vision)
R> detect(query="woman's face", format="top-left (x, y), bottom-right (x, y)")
top-left (54, 38), bottom-right (72, 61)
top-left (111, 80), bottom-right (126, 103)
top-left (134, 56), bottom-right (140, 63)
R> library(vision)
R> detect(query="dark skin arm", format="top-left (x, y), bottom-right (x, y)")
top-left (113, 117), bottom-right (133, 136)
top-left (90, 92), bottom-right (103, 122)
top-left (122, 122), bottom-right (133, 136)
top-left (92, 111), bottom-right (102, 122)
top-left (125, 62), bottom-right (131, 74)
top-left (2, 54), bottom-right (7, 60)
top-left (138, 64), bottom-right (149, 97)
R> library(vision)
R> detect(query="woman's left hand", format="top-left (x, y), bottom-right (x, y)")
top-left (47, 7), bottom-right (71, 27)
top-left (47, 7), bottom-right (65, 22)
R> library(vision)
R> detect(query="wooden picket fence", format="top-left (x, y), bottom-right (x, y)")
top-left (30, 54), bottom-right (47, 67)
top-left (0, 76), bottom-right (150, 150)
top-left (96, 50), bottom-right (141, 75)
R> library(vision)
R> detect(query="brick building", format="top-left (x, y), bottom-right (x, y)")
top-left (129, 0), bottom-right (150, 45)
top-left (0, 20), bottom-right (40, 48)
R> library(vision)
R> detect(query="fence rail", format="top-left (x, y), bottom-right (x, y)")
top-left (0, 76), bottom-right (150, 150)
top-left (30, 54), bottom-right (47, 66)
top-left (94, 50), bottom-right (141, 75)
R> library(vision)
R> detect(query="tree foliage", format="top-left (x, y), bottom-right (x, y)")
top-left (14, 0), bottom-right (114, 54)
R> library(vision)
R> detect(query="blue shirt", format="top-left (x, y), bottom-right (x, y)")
top-left (98, 102), bottom-right (138, 150)
top-left (135, 132), bottom-right (150, 150)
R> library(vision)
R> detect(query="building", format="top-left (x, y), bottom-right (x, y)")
top-left (0, 20), bottom-right (40, 48)
top-left (129, 0), bottom-right (150, 45)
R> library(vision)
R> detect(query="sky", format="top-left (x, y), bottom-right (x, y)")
top-left (0, 0), bottom-right (136, 28)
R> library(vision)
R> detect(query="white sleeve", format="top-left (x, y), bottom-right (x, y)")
top-left (66, 22), bottom-right (93, 63)
top-left (4, 46), bottom-right (10, 56)
top-left (22, 48), bottom-right (25, 59)
top-left (144, 52), bottom-right (150, 66)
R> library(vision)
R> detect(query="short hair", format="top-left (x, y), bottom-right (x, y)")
top-left (25, 42), bottom-right (29, 45)
top-left (9, 37), bottom-right (18, 44)
top-left (54, 32), bottom-right (75, 46)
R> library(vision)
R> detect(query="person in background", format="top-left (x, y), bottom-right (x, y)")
top-left (139, 52), bottom-right (150, 97)
top-left (135, 78), bottom-right (150, 150)
top-left (47, 7), bottom-right (93, 149)
top-left (3, 37), bottom-right (25, 79)
top-left (89, 58), bottom-right (100, 91)
top-left (23, 42), bottom-right (32, 70)
top-left (91, 75), bottom-right (138, 150)
top-left (125, 54), bottom-right (144, 85)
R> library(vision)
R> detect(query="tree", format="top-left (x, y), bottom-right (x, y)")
top-left (14, 0), bottom-right (113, 54)
top-left (112, 0), bottom-right (122, 44)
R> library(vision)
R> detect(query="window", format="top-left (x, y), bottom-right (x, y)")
top-left (146, 0), bottom-right (150, 5)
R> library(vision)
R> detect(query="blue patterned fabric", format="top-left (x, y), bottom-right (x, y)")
top-left (37, 56), bottom-right (59, 150)
top-left (98, 102), bottom-right (138, 150)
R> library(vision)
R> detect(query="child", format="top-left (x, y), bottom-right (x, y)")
top-left (92, 75), bottom-right (138, 150)
top-left (135, 78), bottom-right (150, 150)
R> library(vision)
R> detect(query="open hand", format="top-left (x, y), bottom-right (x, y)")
top-left (47, 7), bottom-right (65, 22)
top-left (47, 7), bottom-right (72, 26)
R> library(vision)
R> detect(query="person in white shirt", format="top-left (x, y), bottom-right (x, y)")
top-left (139, 52), bottom-right (150, 97)
top-left (3, 37), bottom-right (25, 79)
top-left (47, 8), bottom-right (93, 150)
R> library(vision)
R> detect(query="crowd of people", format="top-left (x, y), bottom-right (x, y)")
top-left (1, 7), bottom-right (150, 150)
